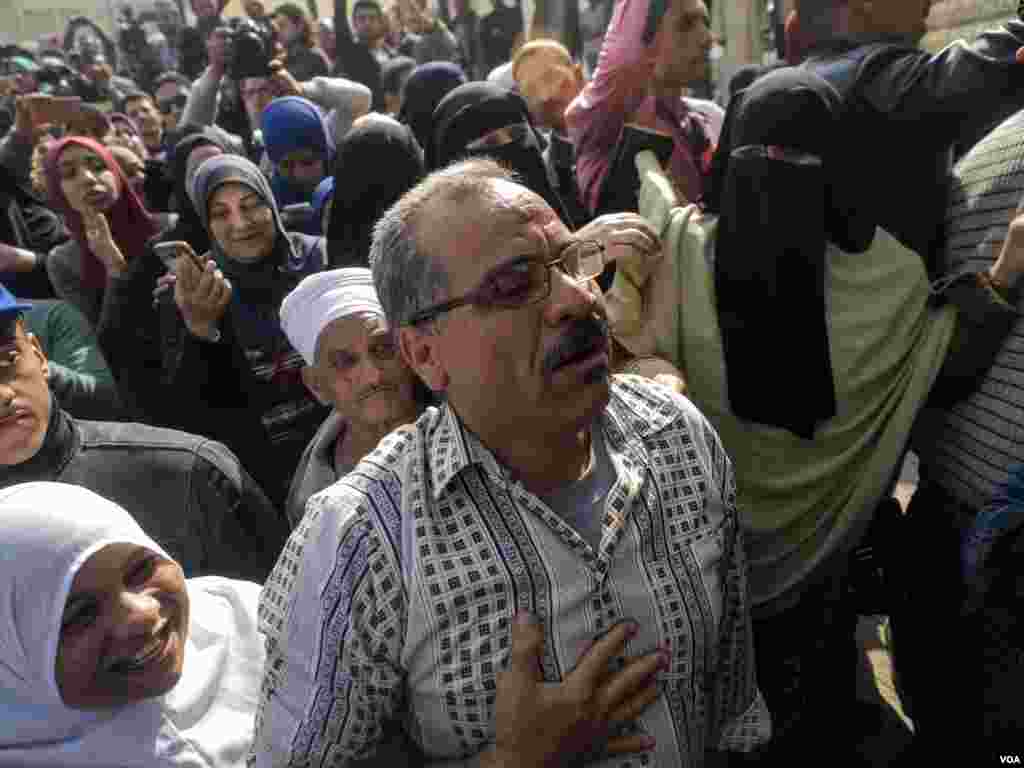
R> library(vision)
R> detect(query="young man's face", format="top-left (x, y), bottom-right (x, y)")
top-left (650, 0), bottom-right (712, 91)
top-left (353, 7), bottom-right (386, 43)
top-left (125, 96), bottom-right (164, 152)
top-left (0, 321), bottom-right (51, 467)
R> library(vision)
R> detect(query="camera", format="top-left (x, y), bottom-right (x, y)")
top-left (219, 17), bottom-right (276, 81)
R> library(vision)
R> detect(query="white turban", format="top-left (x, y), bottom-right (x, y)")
top-left (280, 268), bottom-right (385, 366)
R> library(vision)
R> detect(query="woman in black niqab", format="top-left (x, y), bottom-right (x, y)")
top-left (327, 114), bottom-right (425, 268)
top-left (430, 81), bottom-right (576, 228)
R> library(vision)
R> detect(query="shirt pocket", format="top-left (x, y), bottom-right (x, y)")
top-left (664, 515), bottom-right (727, 633)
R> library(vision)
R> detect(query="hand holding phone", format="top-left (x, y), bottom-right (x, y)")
top-left (153, 240), bottom-right (204, 271)
top-left (15, 95), bottom-right (82, 136)
top-left (173, 244), bottom-right (231, 340)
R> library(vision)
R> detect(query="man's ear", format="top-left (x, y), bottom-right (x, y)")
top-left (301, 365), bottom-right (331, 406)
top-left (25, 332), bottom-right (49, 381)
top-left (399, 325), bottom-right (448, 393)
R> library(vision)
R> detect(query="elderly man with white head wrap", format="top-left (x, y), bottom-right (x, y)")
top-left (279, 267), bottom-right (426, 527)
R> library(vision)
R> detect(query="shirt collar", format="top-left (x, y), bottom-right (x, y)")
top-left (428, 400), bottom-right (509, 499)
top-left (427, 378), bottom-right (683, 500)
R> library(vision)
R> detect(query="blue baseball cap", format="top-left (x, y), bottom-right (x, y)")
top-left (0, 284), bottom-right (31, 318)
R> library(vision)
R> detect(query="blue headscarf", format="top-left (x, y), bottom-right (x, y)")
top-left (260, 97), bottom-right (334, 208)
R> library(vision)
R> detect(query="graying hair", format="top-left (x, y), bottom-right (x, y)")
top-left (369, 158), bottom-right (516, 329)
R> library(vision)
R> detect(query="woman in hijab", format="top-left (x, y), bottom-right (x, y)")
top-left (44, 136), bottom-right (161, 327)
top-left (260, 97), bottom-right (333, 212)
top-left (94, 127), bottom-right (241, 422)
top-left (327, 113), bottom-right (424, 267)
top-left (429, 81), bottom-right (577, 227)
top-left (396, 61), bottom-right (466, 150)
top-left (162, 153), bottom-right (329, 509)
top-left (163, 128), bottom-right (243, 254)
top-left (0, 481), bottom-right (264, 767)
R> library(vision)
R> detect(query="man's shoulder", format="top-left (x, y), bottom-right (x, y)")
top-left (315, 410), bottom-right (439, 498)
top-left (74, 419), bottom-right (239, 468)
top-left (608, 374), bottom-right (708, 438)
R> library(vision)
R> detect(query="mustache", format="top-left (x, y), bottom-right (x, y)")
top-left (543, 315), bottom-right (609, 375)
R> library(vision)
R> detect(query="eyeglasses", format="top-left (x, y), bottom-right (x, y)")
top-left (406, 239), bottom-right (606, 326)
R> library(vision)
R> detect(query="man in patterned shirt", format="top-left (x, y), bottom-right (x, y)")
top-left (253, 159), bottom-right (770, 766)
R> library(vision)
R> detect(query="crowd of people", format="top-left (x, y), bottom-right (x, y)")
top-left (1, 0), bottom-right (1024, 764)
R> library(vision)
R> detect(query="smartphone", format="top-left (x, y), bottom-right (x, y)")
top-left (153, 241), bottom-right (204, 271)
top-left (31, 96), bottom-right (83, 126)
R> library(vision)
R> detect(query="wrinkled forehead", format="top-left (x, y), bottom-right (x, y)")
top-left (434, 177), bottom-right (564, 288)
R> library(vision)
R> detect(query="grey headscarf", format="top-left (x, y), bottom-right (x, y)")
top-left (187, 153), bottom-right (299, 269)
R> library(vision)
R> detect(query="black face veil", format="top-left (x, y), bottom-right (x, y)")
top-left (706, 67), bottom-right (874, 439)
top-left (431, 82), bottom-right (575, 228)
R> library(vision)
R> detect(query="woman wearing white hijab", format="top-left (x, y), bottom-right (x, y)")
top-left (0, 482), bottom-right (265, 767)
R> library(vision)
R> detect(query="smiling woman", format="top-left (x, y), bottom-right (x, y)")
top-left (0, 481), bottom-right (265, 767)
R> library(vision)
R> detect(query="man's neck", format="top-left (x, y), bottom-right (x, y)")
top-left (474, 419), bottom-right (593, 497)
top-left (338, 410), bottom-right (418, 469)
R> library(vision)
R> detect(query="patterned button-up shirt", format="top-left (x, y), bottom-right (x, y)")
top-left (253, 376), bottom-right (770, 767)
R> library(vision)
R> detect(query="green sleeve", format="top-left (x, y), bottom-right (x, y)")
top-left (25, 302), bottom-right (123, 420)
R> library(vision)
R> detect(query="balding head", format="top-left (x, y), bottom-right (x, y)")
top-left (512, 38), bottom-right (583, 133)
top-left (370, 158), bottom-right (516, 330)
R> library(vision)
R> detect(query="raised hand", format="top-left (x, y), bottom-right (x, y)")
top-left (173, 243), bottom-right (232, 340)
top-left (573, 212), bottom-right (661, 266)
top-left (990, 200), bottom-right (1024, 296)
top-left (81, 209), bottom-right (128, 277)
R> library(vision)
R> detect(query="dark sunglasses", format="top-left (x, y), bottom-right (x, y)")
top-left (406, 240), bottom-right (606, 326)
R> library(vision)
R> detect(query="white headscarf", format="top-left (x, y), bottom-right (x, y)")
top-left (279, 267), bottom-right (384, 366)
top-left (0, 482), bottom-right (264, 767)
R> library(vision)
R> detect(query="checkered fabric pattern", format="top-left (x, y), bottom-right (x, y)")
top-left (922, 109), bottom-right (1024, 506)
top-left (252, 376), bottom-right (770, 767)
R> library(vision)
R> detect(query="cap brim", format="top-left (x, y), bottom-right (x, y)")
top-left (0, 302), bottom-right (33, 315)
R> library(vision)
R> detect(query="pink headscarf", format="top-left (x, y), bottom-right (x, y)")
top-left (44, 136), bottom-right (159, 291)
top-left (566, 0), bottom-right (710, 212)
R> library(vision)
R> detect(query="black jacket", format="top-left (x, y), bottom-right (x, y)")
top-left (0, 405), bottom-right (288, 581)
top-left (802, 21), bottom-right (1024, 273)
